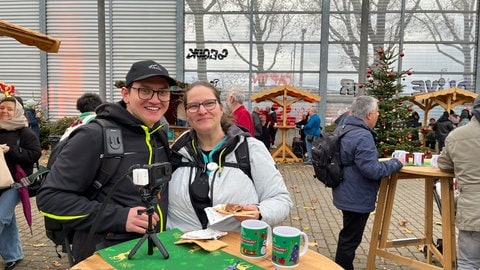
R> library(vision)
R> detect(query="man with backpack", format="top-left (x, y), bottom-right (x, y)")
top-left (36, 60), bottom-right (175, 264)
top-left (332, 96), bottom-right (404, 270)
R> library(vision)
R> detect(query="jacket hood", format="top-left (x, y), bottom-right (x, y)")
top-left (438, 112), bottom-right (450, 122)
top-left (340, 115), bottom-right (377, 142)
top-left (341, 115), bottom-right (370, 130)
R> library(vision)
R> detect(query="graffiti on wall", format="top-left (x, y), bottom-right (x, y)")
top-left (186, 48), bottom-right (229, 60)
top-left (338, 77), bottom-right (473, 95)
top-left (251, 73), bottom-right (294, 85)
top-left (411, 78), bottom-right (472, 93)
top-left (339, 79), bottom-right (357, 95)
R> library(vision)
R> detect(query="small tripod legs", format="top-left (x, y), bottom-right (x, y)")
top-left (128, 206), bottom-right (169, 260)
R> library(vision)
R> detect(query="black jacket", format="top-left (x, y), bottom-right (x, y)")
top-left (0, 126), bottom-right (41, 176)
top-left (36, 101), bottom-right (170, 261)
top-left (435, 114), bottom-right (454, 141)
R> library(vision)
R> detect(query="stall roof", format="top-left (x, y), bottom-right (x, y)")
top-left (409, 87), bottom-right (478, 126)
top-left (0, 20), bottom-right (60, 53)
top-left (250, 85), bottom-right (321, 104)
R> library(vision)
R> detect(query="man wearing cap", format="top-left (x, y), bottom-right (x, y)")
top-left (438, 95), bottom-right (480, 269)
top-left (37, 60), bottom-right (175, 264)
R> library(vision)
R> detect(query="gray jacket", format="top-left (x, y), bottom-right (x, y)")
top-left (438, 116), bottom-right (480, 232)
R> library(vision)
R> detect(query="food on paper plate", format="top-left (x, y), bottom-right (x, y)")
top-left (215, 203), bottom-right (243, 214)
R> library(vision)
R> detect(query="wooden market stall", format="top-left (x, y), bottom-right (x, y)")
top-left (409, 87), bottom-right (478, 127)
top-left (251, 85), bottom-right (321, 163)
top-left (0, 20), bottom-right (61, 53)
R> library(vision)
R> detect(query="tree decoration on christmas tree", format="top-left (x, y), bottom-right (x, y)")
top-left (358, 47), bottom-right (422, 157)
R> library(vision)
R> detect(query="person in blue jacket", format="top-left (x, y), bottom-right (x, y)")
top-left (333, 96), bottom-right (404, 270)
top-left (302, 106), bottom-right (321, 165)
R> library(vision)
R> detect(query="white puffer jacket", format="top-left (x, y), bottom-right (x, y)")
top-left (167, 125), bottom-right (292, 231)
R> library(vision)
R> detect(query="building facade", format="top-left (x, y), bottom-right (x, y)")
top-left (0, 0), bottom-right (478, 124)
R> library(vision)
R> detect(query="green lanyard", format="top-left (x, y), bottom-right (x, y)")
top-left (201, 136), bottom-right (227, 175)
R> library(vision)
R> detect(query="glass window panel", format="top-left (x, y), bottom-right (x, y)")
top-left (184, 14), bottom-right (251, 42)
top-left (329, 13), bottom-right (361, 41)
top-left (407, 13), bottom-right (477, 42)
top-left (402, 44), bottom-right (474, 74)
top-left (327, 73), bottom-right (362, 95)
top-left (291, 44), bottom-right (321, 72)
top-left (406, 0), bottom-right (434, 10)
top-left (330, 0), bottom-right (363, 13)
top-left (184, 43), bottom-right (251, 71)
top-left (183, 0), bottom-right (479, 96)
top-left (406, 73), bottom-right (475, 94)
top-left (327, 44), bottom-right (360, 72)
top-left (185, 14), bottom-right (321, 43)
top-left (370, 0), bottom-right (402, 11)
top-left (207, 0), bottom-right (250, 12)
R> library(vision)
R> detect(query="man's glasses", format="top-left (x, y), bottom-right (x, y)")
top-left (130, 86), bottom-right (170, 101)
top-left (185, 99), bottom-right (218, 113)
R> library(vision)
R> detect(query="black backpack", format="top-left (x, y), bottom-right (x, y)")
top-left (312, 125), bottom-right (359, 188)
top-left (28, 119), bottom-right (124, 265)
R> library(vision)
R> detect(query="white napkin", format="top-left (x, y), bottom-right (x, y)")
top-left (180, 228), bottom-right (228, 240)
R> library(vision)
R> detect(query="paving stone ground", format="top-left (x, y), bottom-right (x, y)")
top-left (5, 162), bottom-right (447, 270)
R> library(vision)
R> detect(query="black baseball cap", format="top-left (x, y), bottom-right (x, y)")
top-left (125, 60), bottom-right (177, 87)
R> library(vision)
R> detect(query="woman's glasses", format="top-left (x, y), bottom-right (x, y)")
top-left (185, 99), bottom-right (218, 113)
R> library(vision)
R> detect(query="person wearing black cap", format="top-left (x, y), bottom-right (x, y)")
top-left (37, 60), bottom-right (176, 264)
top-left (438, 95), bottom-right (480, 269)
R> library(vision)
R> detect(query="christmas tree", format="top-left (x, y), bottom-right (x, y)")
top-left (358, 47), bottom-right (423, 158)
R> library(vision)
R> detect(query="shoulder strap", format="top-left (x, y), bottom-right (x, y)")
top-left (172, 131), bottom-right (252, 181)
top-left (223, 139), bottom-right (252, 181)
top-left (90, 119), bottom-right (124, 191)
top-left (338, 125), bottom-right (361, 138)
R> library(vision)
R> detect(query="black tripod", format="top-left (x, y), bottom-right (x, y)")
top-left (128, 188), bottom-right (169, 260)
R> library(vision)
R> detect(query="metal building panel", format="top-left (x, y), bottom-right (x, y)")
top-left (45, 0), bottom-right (100, 119)
top-left (0, 0), bottom-right (42, 102)
top-left (105, 0), bottom-right (178, 102)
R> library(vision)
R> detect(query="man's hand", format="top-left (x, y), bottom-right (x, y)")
top-left (125, 206), bottom-right (159, 234)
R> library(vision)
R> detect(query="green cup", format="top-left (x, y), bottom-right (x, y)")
top-left (240, 220), bottom-right (271, 258)
top-left (272, 226), bottom-right (309, 268)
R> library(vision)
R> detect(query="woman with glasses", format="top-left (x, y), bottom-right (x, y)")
top-left (167, 81), bottom-right (292, 231)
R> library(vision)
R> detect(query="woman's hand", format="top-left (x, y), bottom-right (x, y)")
top-left (233, 204), bottom-right (261, 222)
top-left (0, 144), bottom-right (9, 153)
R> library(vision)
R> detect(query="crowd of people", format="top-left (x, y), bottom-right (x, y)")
top-left (1, 59), bottom-right (479, 270)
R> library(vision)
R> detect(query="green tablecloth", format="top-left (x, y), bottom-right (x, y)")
top-left (97, 228), bottom-right (264, 270)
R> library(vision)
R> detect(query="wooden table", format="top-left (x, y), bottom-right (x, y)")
top-left (366, 165), bottom-right (456, 269)
top-left (71, 231), bottom-right (342, 269)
